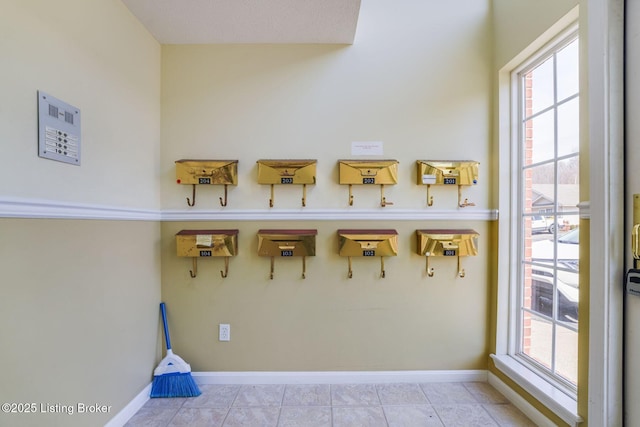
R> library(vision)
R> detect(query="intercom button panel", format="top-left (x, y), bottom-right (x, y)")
top-left (256, 160), bottom-right (317, 185)
top-left (175, 159), bottom-right (239, 185)
top-left (337, 229), bottom-right (399, 257)
top-left (257, 229), bottom-right (318, 257)
top-left (416, 229), bottom-right (479, 257)
top-left (416, 161), bottom-right (479, 186)
top-left (338, 160), bottom-right (399, 185)
top-left (176, 229), bottom-right (239, 257)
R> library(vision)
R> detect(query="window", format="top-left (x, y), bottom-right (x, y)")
top-left (515, 31), bottom-right (580, 393)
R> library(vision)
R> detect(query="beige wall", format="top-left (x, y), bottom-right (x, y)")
top-left (493, 0), bottom-right (580, 69)
top-left (162, 220), bottom-right (491, 371)
top-left (161, 0), bottom-right (492, 211)
top-left (0, 1), bottom-right (161, 426)
top-left (0, 0), bottom-right (161, 209)
top-left (160, 0), bottom-right (493, 372)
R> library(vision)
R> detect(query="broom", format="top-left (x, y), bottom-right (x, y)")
top-left (150, 302), bottom-right (201, 398)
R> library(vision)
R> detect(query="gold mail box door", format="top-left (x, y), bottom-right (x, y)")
top-left (176, 229), bottom-right (239, 257)
top-left (337, 229), bottom-right (399, 257)
top-left (257, 229), bottom-right (317, 257)
top-left (416, 161), bottom-right (479, 186)
top-left (175, 160), bottom-right (238, 185)
top-left (416, 229), bottom-right (479, 257)
top-left (338, 160), bottom-right (399, 185)
top-left (256, 160), bottom-right (317, 185)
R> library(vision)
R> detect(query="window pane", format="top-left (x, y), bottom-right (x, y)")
top-left (558, 98), bottom-right (579, 157)
top-left (557, 39), bottom-right (579, 101)
top-left (523, 311), bottom-right (553, 369)
top-left (524, 164), bottom-right (555, 214)
top-left (527, 58), bottom-right (554, 115)
top-left (526, 110), bottom-right (555, 164)
top-left (555, 324), bottom-right (578, 384)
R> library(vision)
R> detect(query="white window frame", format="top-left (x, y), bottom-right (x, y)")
top-left (492, 8), bottom-right (583, 427)
top-left (515, 29), bottom-right (580, 394)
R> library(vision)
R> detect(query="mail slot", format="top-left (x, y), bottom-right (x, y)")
top-left (257, 229), bottom-right (317, 279)
top-left (337, 229), bottom-right (398, 278)
top-left (175, 159), bottom-right (238, 207)
top-left (338, 160), bottom-right (399, 207)
top-left (176, 229), bottom-right (239, 278)
top-left (256, 159), bottom-right (317, 207)
top-left (416, 229), bottom-right (479, 278)
top-left (416, 160), bottom-right (479, 208)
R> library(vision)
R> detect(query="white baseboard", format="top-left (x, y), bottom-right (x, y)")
top-left (488, 372), bottom-right (555, 427)
top-left (192, 369), bottom-right (488, 385)
top-left (104, 382), bottom-right (151, 427)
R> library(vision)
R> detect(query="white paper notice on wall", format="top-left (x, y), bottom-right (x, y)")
top-left (351, 141), bottom-right (383, 156)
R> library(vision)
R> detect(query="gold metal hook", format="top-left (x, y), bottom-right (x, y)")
top-left (190, 257), bottom-right (198, 278)
top-left (302, 256), bottom-right (306, 279)
top-left (380, 257), bottom-right (386, 278)
top-left (270, 257), bottom-right (275, 280)
top-left (348, 184), bottom-right (354, 206)
top-left (302, 184), bottom-right (307, 207)
top-left (426, 257), bottom-right (434, 277)
top-left (269, 185), bottom-right (275, 208)
top-left (220, 256), bottom-right (229, 278)
top-left (186, 184), bottom-right (196, 207)
top-left (380, 184), bottom-right (393, 207)
top-left (458, 186), bottom-right (475, 208)
top-left (458, 256), bottom-right (465, 278)
top-left (219, 184), bottom-right (228, 207)
top-left (426, 184), bottom-right (434, 207)
top-left (348, 256), bottom-right (353, 278)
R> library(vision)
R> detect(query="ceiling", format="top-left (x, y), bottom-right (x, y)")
top-left (121, 0), bottom-right (361, 44)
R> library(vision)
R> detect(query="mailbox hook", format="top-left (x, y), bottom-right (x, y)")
top-left (302, 256), bottom-right (306, 279)
top-left (220, 256), bottom-right (229, 278)
top-left (302, 184), bottom-right (307, 208)
top-left (458, 186), bottom-right (475, 208)
top-left (270, 257), bottom-right (275, 280)
top-left (458, 256), bottom-right (465, 278)
top-left (219, 184), bottom-right (228, 207)
top-left (426, 257), bottom-right (435, 277)
top-left (190, 257), bottom-right (198, 278)
top-left (426, 185), bottom-right (434, 207)
top-left (348, 185), bottom-right (354, 206)
top-left (269, 185), bottom-right (275, 208)
top-left (380, 257), bottom-right (386, 278)
top-left (380, 184), bottom-right (393, 207)
top-left (186, 184), bottom-right (196, 207)
top-left (347, 256), bottom-right (353, 278)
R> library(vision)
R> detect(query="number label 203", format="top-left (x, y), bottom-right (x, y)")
top-left (281, 177), bottom-right (294, 184)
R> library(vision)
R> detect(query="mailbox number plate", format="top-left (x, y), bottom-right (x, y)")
top-left (200, 250), bottom-right (212, 257)
top-left (281, 177), bottom-right (294, 184)
top-left (281, 250), bottom-right (294, 257)
top-left (363, 250), bottom-right (376, 256)
top-left (362, 178), bottom-right (376, 184)
top-left (443, 178), bottom-right (457, 185)
top-left (443, 249), bottom-right (456, 256)
top-left (199, 178), bottom-right (211, 184)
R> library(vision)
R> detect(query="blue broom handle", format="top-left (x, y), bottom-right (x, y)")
top-left (160, 302), bottom-right (172, 351)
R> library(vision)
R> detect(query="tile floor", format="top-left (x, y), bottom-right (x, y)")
top-left (125, 382), bottom-right (536, 426)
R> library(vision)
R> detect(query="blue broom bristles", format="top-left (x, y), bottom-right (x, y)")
top-left (150, 372), bottom-right (202, 398)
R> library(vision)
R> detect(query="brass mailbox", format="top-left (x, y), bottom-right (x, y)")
top-left (175, 159), bottom-right (238, 207)
top-left (176, 229), bottom-right (239, 278)
top-left (257, 229), bottom-right (317, 279)
top-left (337, 229), bottom-right (398, 278)
top-left (416, 229), bottom-right (479, 278)
top-left (256, 159), bottom-right (317, 207)
top-left (338, 160), bottom-right (399, 207)
top-left (416, 160), bottom-right (479, 208)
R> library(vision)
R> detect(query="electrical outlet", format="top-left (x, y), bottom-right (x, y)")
top-left (219, 324), bottom-right (230, 341)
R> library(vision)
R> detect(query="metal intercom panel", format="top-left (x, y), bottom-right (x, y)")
top-left (38, 91), bottom-right (81, 165)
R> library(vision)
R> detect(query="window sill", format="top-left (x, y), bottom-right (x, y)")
top-left (491, 354), bottom-right (583, 426)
